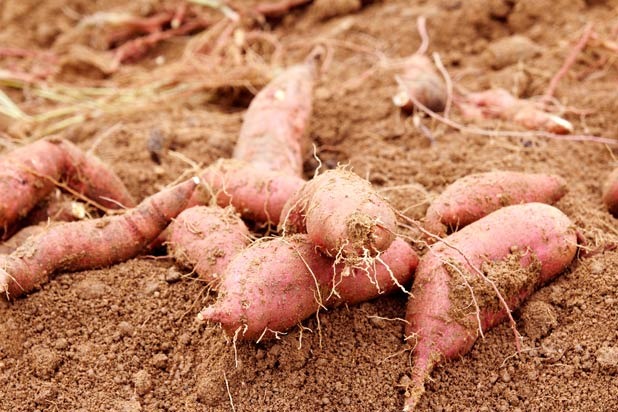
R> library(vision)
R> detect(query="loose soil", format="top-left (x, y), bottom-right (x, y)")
top-left (1, 0), bottom-right (618, 411)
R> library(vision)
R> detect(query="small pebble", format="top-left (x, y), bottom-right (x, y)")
top-left (118, 321), bottom-right (134, 337)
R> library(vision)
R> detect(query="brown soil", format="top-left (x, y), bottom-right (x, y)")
top-left (2, 0), bottom-right (618, 411)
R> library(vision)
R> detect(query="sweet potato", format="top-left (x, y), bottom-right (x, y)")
top-left (403, 203), bottom-right (577, 411)
top-left (0, 138), bottom-right (135, 233)
top-left (168, 206), bottom-right (251, 284)
top-left (424, 171), bottom-right (568, 238)
top-left (458, 88), bottom-right (573, 134)
top-left (602, 168), bottom-right (618, 217)
top-left (0, 177), bottom-right (199, 299)
top-left (198, 235), bottom-right (418, 340)
top-left (393, 54), bottom-right (446, 113)
top-left (280, 168), bottom-right (397, 260)
top-left (189, 158), bottom-right (304, 226)
top-left (233, 57), bottom-right (317, 176)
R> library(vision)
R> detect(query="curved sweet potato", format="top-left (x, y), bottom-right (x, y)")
top-left (0, 138), bottom-right (134, 234)
top-left (424, 171), bottom-right (568, 238)
top-left (168, 206), bottom-right (250, 284)
top-left (0, 178), bottom-right (199, 299)
top-left (189, 158), bottom-right (304, 226)
top-left (403, 203), bottom-right (577, 411)
top-left (393, 54), bottom-right (446, 112)
top-left (198, 235), bottom-right (418, 340)
top-left (233, 58), bottom-right (317, 176)
top-left (602, 168), bottom-right (618, 217)
top-left (280, 168), bottom-right (397, 260)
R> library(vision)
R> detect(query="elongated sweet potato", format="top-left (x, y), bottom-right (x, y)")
top-left (233, 57), bottom-right (317, 176)
top-left (168, 206), bottom-right (250, 284)
top-left (424, 171), bottom-right (568, 238)
top-left (602, 168), bottom-right (618, 217)
top-left (280, 168), bottom-right (397, 260)
top-left (0, 138), bottom-right (135, 234)
top-left (189, 158), bottom-right (304, 226)
top-left (393, 54), bottom-right (446, 112)
top-left (198, 235), bottom-right (418, 340)
top-left (403, 203), bottom-right (577, 411)
top-left (0, 177), bottom-right (199, 299)
top-left (458, 88), bottom-right (573, 134)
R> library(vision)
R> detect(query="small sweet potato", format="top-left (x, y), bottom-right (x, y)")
top-left (403, 203), bottom-right (577, 411)
top-left (0, 138), bottom-right (134, 234)
top-left (233, 57), bottom-right (317, 176)
top-left (189, 158), bottom-right (304, 226)
top-left (280, 168), bottom-right (397, 261)
top-left (424, 171), bottom-right (568, 238)
top-left (602, 168), bottom-right (618, 217)
top-left (198, 235), bottom-right (418, 340)
top-left (168, 206), bottom-right (250, 284)
top-left (0, 177), bottom-right (199, 299)
top-left (393, 54), bottom-right (446, 112)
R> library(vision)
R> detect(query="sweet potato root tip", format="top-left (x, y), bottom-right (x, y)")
top-left (168, 206), bottom-right (250, 283)
top-left (198, 235), bottom-right (417, 340)
top-left (404, 203), bottom-right (577, 410)
top-left (423, 171), bottom-right (568, 239)
top-left (0, 178), bottom-right (199, 299)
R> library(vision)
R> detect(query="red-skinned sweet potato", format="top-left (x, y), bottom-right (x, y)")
top-left (403, 203), bottom-right (577, 411)
top-left (602, 168), bottom-right (618, 217)
top-left (233, 57), bottom-right (317, 176)
top-left (168, 206), bottom-right (251, 284)
top-left (0, 138), bottom-right (135, 234)
top-left (393, 54), bottom-right (446, 113)
top-left (189, 158), bottom-right (304, 226)
top-left (0, 177), bottom-right (199, 299)
top-left (280, 168), bottom-right (397, 260)
top-left (424, 171), bottom-right (568, 238)
top-left (198, 235), bottom-right (418, 340)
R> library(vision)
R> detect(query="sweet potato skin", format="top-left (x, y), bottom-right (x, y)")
top-left (233, 60), bottom-right (316, 176)
top-left (198, 236), bottom-right (418, 340)
top-left (280, 168), bottom-right (397, 259)
top-left (602, 168), bottom-right (618, 217)
top-left (393, 54), bottom-right (446, 112)
top-left (0, 178), bottom-right (198, 299)
top-left (189, 159), bottom-right (304, 225)
top-left (424, 171), bottom-right (568, 238)
top-left (168, 206), bottom-right (250, 283)
top-left (0, 139), bottom-right (134, 234)
top-left (403, 203), bottom-right (577, 411)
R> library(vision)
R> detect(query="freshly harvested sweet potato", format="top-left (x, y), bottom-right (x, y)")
top-left (0, 177), bottom-right (199, 299)
top-left (189, 158), bottom-right (304, 226)
top-left (458, 88), bottom-right (573, 134)
top-left (280, 168), bottom-right (397, 260)
top-left (0, 138), bottom-right (135, 233)
top-left (233, 56), bottom-right (317, 176)
top-left (403, 203), bottom-right (577, 411)
top-left (198, 235), bottom-right (418, 340)
top-left (168, 206), bottom-right (251, 284)
top-left (602, 168), bottom-right (618, 217)
top-left (393, 54), bottom-right (446, 112)
top-left (424, 171), bottom-right (568, 238)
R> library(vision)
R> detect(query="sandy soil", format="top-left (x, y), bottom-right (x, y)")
top-left (1, 0), bottom-right (618, 411)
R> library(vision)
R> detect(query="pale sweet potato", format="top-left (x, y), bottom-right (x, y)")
top-left (168, 206), bottom-right (250, 284)
top-left (280, 168), bottom-right (397, 260)
top-left (403, 203), bottom-right (577, 410)
top-left (0, 177), bottom-right (199, 299)
top-left (198, 235), bottom-right (418, 340)
top-left (424, 171), bottom-right (568, 238)
top-left (393, 54), bottom-right (446, 113)
top-left (233, 57), bottom-right (317, 176)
